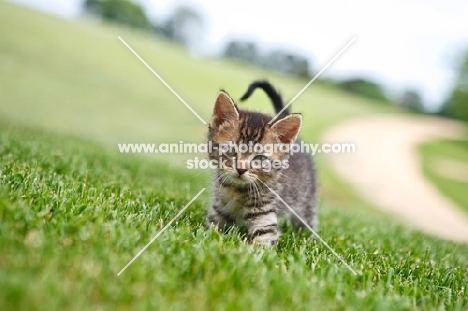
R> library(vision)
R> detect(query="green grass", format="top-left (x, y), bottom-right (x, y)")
top-left (419, 137), bottom-right (468, 212)
top-left (1, 2), bottom-right (467, 310)
top-left (1, 123), bottom-right (467, 311)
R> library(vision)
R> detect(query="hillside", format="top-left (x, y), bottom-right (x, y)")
top-left (0, 2), bottom-right (396, 146)
top-left (0, 1), bottom-right (400, 205)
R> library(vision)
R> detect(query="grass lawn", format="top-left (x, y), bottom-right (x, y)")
top-left (419, 136), bottom-right (468, 213)
top-left (1, 2), bottom-right (467, 310)
top-left (1, 123), bottom-right (468, 310)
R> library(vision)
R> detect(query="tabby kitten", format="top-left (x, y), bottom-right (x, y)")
top-left (206, 80), bottom-right (317, 245)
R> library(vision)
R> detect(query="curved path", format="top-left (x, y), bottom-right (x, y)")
top-left (322, 114), bottom-right (468, 243)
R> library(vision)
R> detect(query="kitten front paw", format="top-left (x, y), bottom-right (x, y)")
top-left (252, 237), bottom-right (277, 246)
top-left (206, 213), bottom-right (235, 232)
top-left (250, 230), bottom-right (279, 246)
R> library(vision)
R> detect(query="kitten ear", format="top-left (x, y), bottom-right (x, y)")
top-left (210, 91), bottom-right (239, 129)
top-left (270, 114), bottom-right (302, 144)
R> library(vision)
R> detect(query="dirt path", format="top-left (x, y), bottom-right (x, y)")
top-left (322, 114), bottom-right (468, 243)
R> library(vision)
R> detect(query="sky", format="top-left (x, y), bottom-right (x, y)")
top-left (10, 0), bottom-right (468, 110)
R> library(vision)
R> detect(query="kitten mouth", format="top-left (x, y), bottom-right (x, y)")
top-left (229, 174), bottom-right (253, 184)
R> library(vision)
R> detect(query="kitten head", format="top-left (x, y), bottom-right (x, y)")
top-left (208, 91), bottom-right (302, 187)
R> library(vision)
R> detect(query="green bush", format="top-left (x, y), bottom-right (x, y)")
top-left (439, 47), bottom-right (468, 122)
top-left (84, 0), bottom-right (150, 29)
top-left (338, 78), bottom-right (391, 103)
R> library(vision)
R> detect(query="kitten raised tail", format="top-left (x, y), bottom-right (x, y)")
top-left (239, 80), bottom-right (289, 117)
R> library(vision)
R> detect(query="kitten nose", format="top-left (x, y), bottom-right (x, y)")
top-left (236, 168), bottom-right (248, 175)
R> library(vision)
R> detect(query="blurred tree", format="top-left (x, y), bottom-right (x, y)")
top-left (161, 6), bottom-right (204, 48)
top-left (223, 42), bottom-right (311, 78)
top-left (338, 78), bottom-right (390, 103)
top-left (83, 0), bottom-right (149, 29)
top-left (262, 50), bottom-right (310, 78)
top-left (439, 47), bottom-right (468, 122)
top-left (84, 0), bottom-right (101, 14)
top-left (224, 41), bottom-right (259, 64)
top-left (399, 89), bottom-right (425, 112)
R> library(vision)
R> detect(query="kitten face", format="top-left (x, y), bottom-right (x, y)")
top-left (208, 91), bottom-right (302, 187)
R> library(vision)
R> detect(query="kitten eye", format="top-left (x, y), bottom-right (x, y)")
top-left (253, 155), bottom-right (268, 162)
top-left (224, 146), bottom-right (237, 157)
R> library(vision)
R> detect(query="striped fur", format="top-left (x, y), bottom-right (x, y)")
top-left (206, 81), bottom-right (318, 245)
